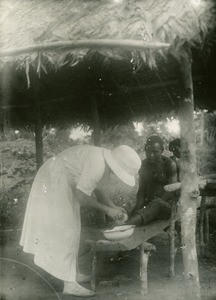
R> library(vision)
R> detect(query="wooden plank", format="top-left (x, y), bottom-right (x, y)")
top-left (164, 178), bottom-right (216, 193)
top-left (89, 199), bottom-right (201, 252)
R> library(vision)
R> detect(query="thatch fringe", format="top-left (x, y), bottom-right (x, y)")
top-left (0, 0), bottom-right (215, 70)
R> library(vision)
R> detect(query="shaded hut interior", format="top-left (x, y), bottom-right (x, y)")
top-left (1, 48), bottom-right (216, 130)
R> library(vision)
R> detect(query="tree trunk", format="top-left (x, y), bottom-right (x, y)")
top-left (30, 72), bottom-right (43, 170)
top-left (91, 96), bottom-right (101, 146)
top-left (178, 43), bottom-right (201, 300)
top-left (199, 196), bottom-right (206, 257)
top-left (200, 110), bottom-right (204, 146)
top-left (1, 64), bottom-right (12, 138)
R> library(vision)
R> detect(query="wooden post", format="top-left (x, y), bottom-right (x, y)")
top-left (204, 209), bottom-right (209, 245)
top-left (30, 71), bottom-right (43, 170)
top-left (200, 110), bottom-right (204, 146)
top-left (178, 43), bottom-right (201, 300)
top-left (91, 96), bottom-right (101, 146)
top-left (140, 243), bottom-right (150, 295)
top-left (91, 95), bottom-right (104, 227)
top-left (199, 196), bottom-right (206, 257)
top-left (169, 201), bottom-right (177, 278)
top-left (91, 251), bottom-right (97, 292)
top-left (1, 64), bottom-right (12, 138)
top-left (87, 59), bottom-right (105, 228)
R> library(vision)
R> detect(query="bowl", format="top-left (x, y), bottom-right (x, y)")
top-left (102, 225), bottom-right (135, 241)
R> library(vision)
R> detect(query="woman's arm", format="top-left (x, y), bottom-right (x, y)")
top-left (94, 189), bottom-right (116, 208)
top-left (168, 160), bottom-right (178, 184)
top-left (75, 188), bottom-right (125, 219)
top-left (94, 188), bottom-right (127, 215)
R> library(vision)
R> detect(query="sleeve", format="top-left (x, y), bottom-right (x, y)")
top-left (76, 150), bottom-right (105, 196)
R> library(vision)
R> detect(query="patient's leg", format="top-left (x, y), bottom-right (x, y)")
top-left (127, 198), bottom-right (171, 226)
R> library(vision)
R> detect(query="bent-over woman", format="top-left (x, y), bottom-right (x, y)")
top-left (20, 144), bottom-right (141, 297)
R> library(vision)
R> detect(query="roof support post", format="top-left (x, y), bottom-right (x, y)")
top-left (178, 43), bottom-right (201, 300)
top-left (1, 64), bottom-right (12, 138)
top-left (91, 95), bottom-right (101, 146)
top-left (30, 72), bottom-right (43, 170)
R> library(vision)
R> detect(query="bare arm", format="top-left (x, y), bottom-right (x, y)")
top-left (162, 160), bottom-right (178, 201)
top-left (94, 188), bottom-right (127, 216)
top-left (131, 167), bottom-right (147, 214)
top-left (75, 188), bottom-right (125, 219)
top-left (168, 161), bottom-right (178, 184)
top-left (94, 188), bottom-right (116, 208)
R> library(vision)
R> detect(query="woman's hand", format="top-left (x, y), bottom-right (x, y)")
top-left (105, 206), bottom-right (126, 220)
top-left (116, 206), bottom-right (127, 215)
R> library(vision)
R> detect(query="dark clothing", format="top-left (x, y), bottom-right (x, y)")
top-left (131, 155), bottom-right (176, 226)
top-left (137, 198), bottom-right (171, 225)
top-left (137, 155), bottom-right (176, 206)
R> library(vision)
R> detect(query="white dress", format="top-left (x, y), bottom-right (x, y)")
top-left (20, 145), bottom-right (106, 281)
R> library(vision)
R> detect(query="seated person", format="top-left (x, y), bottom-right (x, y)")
top-left (127, 135), bottom-right (177, 226)
top-left (169, 138), bottom-right (181, 181)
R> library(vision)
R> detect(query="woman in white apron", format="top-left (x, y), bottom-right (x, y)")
top-left (20, 144), bottom-right (141, 297)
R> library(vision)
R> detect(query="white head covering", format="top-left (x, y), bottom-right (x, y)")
top-left (103, 145), bottom-right (141, 186)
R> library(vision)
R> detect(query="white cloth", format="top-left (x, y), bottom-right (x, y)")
top-left (20, 145), bottom-right (106, 281)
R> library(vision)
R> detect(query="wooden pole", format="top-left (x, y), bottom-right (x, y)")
top-left (30, 71), bottom-right (43, 170)
top-left (204, 209), bottom-right (209, 245)
top-left (178, 42), bottom-right (201, 300)
top-left (91, 95), bottom-right (105, 227)
top-left (1, 64), bottom-right (12, 137)
top-left (199, 196), bottom-right (206, 257)
top-left (140, 243), bottom-right (149, 295)
top-left (0, 75), bottom-right (4, 135)
top-left (200, 110), bottom-right (204, 146)
top-left (86, 59), bottom-right (105, 227)
top-left (91, 96), bottom-right (101, 146)
top-left (169, 200), bottom-right (177, 278)
top-left (91, 251), bottom-right (97, 292)
top-left (0, 39), bottom-right (170, 57)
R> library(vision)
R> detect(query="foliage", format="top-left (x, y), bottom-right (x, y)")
top-left (1, 139), bottom-right (35, 229)
top-left (101, 124), bottom-right (141, 149)
top-left (204, 112), bottom-right (216, 144)
top-left (0, 186), bottom-right (29, 230)
top-left (197, 142), bottom-right (216, 176)
top-left (1, 112), bottom-right (216, 229)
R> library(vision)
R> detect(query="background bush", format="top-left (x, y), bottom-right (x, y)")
top-left (1, 113), bottom-right (216, 230)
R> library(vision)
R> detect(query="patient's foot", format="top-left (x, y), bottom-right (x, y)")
top-left (126, 213), bottom-right (143, 226)
top-left (63, 281), bottom-right (95, 297)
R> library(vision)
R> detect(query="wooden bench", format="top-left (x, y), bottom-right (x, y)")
top-left (87, 218), bottom-right (181, 295)
top-left (89, 228), bottom-right (156, 295)
top-left (87, 196), bottom-right (202, 295)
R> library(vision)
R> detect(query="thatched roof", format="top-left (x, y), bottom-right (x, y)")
top-left (0, 0), bottom-right (215, 70)
top-left (1, 0), bottom-right (216, 130)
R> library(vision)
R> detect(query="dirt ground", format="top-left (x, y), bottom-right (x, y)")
top-left (1, 228), bottom-right (216, 300)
